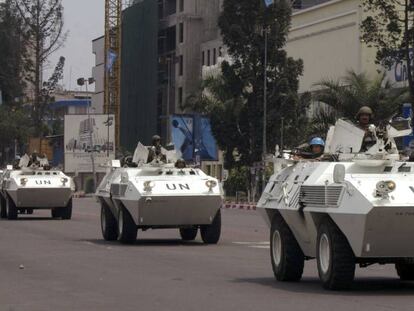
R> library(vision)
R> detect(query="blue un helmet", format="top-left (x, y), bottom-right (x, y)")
top-left (309, 137), bottom-right (325, 147)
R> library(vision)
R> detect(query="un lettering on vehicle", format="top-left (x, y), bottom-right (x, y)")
top-left (35, 180), bottom-right (52, 185)
top-left (166, 183), bottom-right (190, 191)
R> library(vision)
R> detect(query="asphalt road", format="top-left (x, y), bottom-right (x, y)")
top-left (0, 198), bottom-right (414, 311)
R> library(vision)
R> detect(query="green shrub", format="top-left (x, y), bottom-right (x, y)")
top-left (224, 166), bottom-right (248, 196)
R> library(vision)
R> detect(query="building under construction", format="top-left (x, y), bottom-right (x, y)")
top-left (102, 0), bottom-right (223, 152)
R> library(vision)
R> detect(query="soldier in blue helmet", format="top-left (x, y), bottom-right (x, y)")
top-left (293, 137), bottom-right (325, 160)
top-left (309, 137), bottom-right (325, 158)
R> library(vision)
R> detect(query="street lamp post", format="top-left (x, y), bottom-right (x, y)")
top-left (77, 77), bottom-right (97, 191)
top-left (166, 56), bottom-right (172, 143)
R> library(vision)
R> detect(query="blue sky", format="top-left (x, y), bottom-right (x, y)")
top-left (45, 0), bottom-right (105, 91)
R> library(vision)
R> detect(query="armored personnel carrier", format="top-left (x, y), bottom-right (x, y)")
top-left (257, 118), bottom-right (414, 290)
top-left (95, 143), bottom-right (223, 244)
top-left (0, 154), bottom-right (75, 220)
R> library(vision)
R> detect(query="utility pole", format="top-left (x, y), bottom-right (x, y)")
top-left (166, 57), bottom-right (171, 143)
top-left (262, 27), bottom-right (269, 191)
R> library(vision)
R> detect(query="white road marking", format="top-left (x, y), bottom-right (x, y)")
top-left (233, 241), bottom-right (270, 249)
top-left (248, 245), bottom-right (270, 249)
top-left (233, 241), bottom-right (269, 245)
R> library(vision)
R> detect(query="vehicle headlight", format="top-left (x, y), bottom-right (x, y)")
top-left (205, 180), bottom-right (217, 191)
top-left (386, 181), bottom-right (396, 191)
top-left (143, 180), bottom-right (155, 192)
top-left (375, 180), bottom-right (396, 197)
top-left (20, 178), bottom-right (28, 186)
top-left (121, 172), bottom-right (129, 183)
top-left (61, 177), bottom-right (68, 185)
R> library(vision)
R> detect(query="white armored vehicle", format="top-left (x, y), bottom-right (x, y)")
top-left (258, 118), bottom-right (414, 290)
top-left (0, 154), bottom-right (75, 220)
top-left (95, 143), bottom-right (223, 244)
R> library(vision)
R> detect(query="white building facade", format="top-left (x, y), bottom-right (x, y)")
top-left (286, 0), bottom-right (383, 93)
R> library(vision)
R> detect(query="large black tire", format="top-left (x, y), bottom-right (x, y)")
top-left (396, 262), bottom-right (414, 280)
top-left (101, 202), bottom-right (118, 241)
top-left (200, 210), bottom-right (221, 244)
top-left (117, 206), bottom-right (137, 244)
top-left (51, 208), bottom-right (62, 218)
top-left (0, 195), bottom-right (7, 219)
top-left (180, 227), bottom-right (198, 241)
top-left (317, 220), bottom-right (355, 290)
top-left (61, 199), bottom-right (73, 220)
top-left (270, 213), bottom-right (304, 282)
top-left (6, 196), bottom-right (17, 220)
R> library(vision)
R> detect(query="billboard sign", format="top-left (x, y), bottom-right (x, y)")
top-left (171, 115), bottom-right (194, 160)
top-left (194, 116), bottom-right (218, 161)
top-left (64, 114), bottom-right (115, 173)
top-left (385, 49), bottom-right (413, 88)
top-left (402, 103), bottom-right (414, 149)
top-left (170, 114), bottom-right (218, 162)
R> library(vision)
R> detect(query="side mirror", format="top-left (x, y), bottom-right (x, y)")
top-left (333, 164), bottom-right (346, 183)
top-left (6, 165), bottom-right (13, 171)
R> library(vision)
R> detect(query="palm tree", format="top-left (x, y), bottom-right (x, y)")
top-left (312, 71), bottom-right (410, 130)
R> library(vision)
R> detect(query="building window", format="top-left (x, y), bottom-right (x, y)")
top-left (213, 48), bottom-right (216, 65)
top-left (207, 50), bottom-right (210, 66)
top-left (202, 51), bottom-right (205, 66)
top-left (292, 0), bottom-right (302, 9)
top-left (165, 26), bottom-right (176, 52)
top-left (166, 0), bottom-right (177, 16)
top-left (179, 55), bottom-right (183, 76)
top-left (179, 0), bottom-right (184, 11)
top-left (158, 0), bottom-right (164, 19)
top-left (178, 87), bottom-right (183, 105)
top-left (178, 23), bottom-right (184, 43)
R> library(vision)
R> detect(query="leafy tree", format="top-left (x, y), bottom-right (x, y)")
top-left (42, 56), bottom-right (65, 133)
top-left (361, 0), bottom-right (414, 98)
top-left (14, 0), bottom-right (67, 135)
top-left (0, 106), bottom-right (31, 163)
top-left (0, 1), bottom-right (32, 160)
top-left (186, 0), bottom-right (305, 167)
top-left (0, 0), bottom-right (28, 106)
top-left (307, 109), bottom-right (336, 139)
top-left (312, 70), bottom-right (409, 135)
top-left (217, 0), bottom-right (305, 166)
top-left (184, 0), bottom-right (306, 200)
top-left (223, 166), bottom-right (250, 197)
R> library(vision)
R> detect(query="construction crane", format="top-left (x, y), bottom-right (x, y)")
top-left (104, 0), bottom-right (123, 149)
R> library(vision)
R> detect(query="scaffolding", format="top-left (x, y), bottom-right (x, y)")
top-left (104, 0), bottom-right (122, 149)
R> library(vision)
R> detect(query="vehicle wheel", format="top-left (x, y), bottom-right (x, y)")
top-left (180, 227), bottom-right (198, 241)
top-left (0, 196), bottom-right (7, 219)
top-left (51, 208), bottom-right (62, 218)
top-left (270, 213), bottom-right (304, 282)
top-left (396, 262), bottom-right (414, 280)
top-left (61, 199), bottom-right (73, 220)
top-left (200, 210), bottom-right (221, 244)
top-left (101, 202), bottom-right (118, 241)
top-left (6, 196), bottom-right (18, 220)
top-left (117, 206), bottom-right (137, 244)
top-left (317, 220), bottom-right (355, 290)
